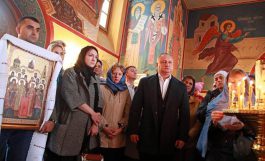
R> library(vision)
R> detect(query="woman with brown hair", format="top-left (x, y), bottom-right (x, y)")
top-left (45, 46), bottom-right (102, 161)
top-left (181, 75), bottom-right (202, 161)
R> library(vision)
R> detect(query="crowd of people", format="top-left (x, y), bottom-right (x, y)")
top-left (0, 16), bottom-right (258, 161)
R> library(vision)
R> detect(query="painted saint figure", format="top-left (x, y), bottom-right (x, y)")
top-left (124, 2), bottom-right (147, 68)
top-left (27, 82), bottom-right (36, 118)
top-left (142, 0), bottom-right (167, 72)
top-left (32, 84), bottom-right (44, 119)
top-left (193, 20), bottom-right (249, 75)
top-left (4, 78), bottom-right (18, 117)
top-left (14, 79), bottom-right (26, 117)
top-left (18, 79), bottom-right (30, 118)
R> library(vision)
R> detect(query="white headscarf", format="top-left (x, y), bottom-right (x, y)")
top-left (214, 70), bottom-right (228, 78)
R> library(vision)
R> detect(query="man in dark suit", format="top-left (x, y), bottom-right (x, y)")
top-left (127, 53), bottom-right (190, 161)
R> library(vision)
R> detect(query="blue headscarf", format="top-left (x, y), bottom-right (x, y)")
top-left (106, 67), bottom-right (127, 94)
top-left (197, 84), bottom-right (229, 158)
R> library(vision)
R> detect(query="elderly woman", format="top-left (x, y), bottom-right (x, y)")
top-left (45, 46), bottom-right (102, 161)
top-left (197, 69), bottom-right (257, 161)
top-left (181, 76), bottom-right (202, 161)
top-left (100, 63), bottom-right (131, 161)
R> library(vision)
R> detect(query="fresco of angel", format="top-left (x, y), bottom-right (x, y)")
top-left (193, 20), bottom-right (249, 75)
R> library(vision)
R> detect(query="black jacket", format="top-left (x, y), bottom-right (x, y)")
top-left (127, 74), bottom-right (190, 155)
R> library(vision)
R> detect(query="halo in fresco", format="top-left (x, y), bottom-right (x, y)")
top-left (220, 20), bottom-right (236, 33)
top-left (131, 2), bottom-right (145, 16)
top-left (151, 0), bottom-right (166, 14)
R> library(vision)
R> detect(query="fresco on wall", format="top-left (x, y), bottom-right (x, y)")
top-left (12, 0), bottom-right (46, 47)
top-left (183, 2), bottom-right (265, 90)
top-left (50, 0), bottom-right (83, 32)
top-left (123, 2), bottom-right (148, 70)
top-left (167, 0), bottom-right (187, 78)
top-left (121, 0), bottom-right (169, 75)
top-left (193, 19), bottom-right (249, 75)
top-left (41, 0), bottom-right (103, 40)
top-left (82, 0), bottom-right (99, 15)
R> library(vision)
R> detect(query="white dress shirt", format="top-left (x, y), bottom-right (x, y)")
top-left (158, 74), bottom-right (172, 99)
top-left (126, 81), bottom-right (135, 99)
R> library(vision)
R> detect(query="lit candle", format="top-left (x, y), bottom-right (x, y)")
top-left (241, 77), bottom-right (247, 108)
top-left (257, 87), bottom-right (261, 109)
top-left (239, 95), bottom-right (244, 109)
top-left (232, 90), bottom-right (236, 108)
top-left (237, 82), bottom-right (241, 109)
top-left (228, 82), bottom-right (232, 109)
top-left (249, 80), bottom-right (253, 108)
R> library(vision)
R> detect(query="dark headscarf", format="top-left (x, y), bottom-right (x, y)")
top-left (182, 75), bottom-right (196, 96)
top-left (74, 46), bottom-right (98, 85)
top-left (106, 64), bottom-right (127, 94)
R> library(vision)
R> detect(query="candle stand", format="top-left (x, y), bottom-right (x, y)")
top-left (223, 109), bottom-right (265, 161)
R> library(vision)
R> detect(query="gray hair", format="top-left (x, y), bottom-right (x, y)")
top-left (157, 53), bottom-right (172, 63)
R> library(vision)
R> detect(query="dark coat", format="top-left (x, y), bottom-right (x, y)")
top-left (127, 74), bottom-right (190, 155)
top-left (196, 88), bottom-right (221, 124)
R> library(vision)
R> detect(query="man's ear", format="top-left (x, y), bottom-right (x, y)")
top-left (16, 26), bottom-right (20, 35)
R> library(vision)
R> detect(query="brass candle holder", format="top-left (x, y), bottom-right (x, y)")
top-left (223, 60), bottom-right (265, 160)
top-left (223, 109), bottom-right (265, 161)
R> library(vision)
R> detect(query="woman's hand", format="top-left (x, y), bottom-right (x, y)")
top-left (91, 112), bottom-right (101, 125)
top-left (103, 127), bottom-right (114, 139)
top-left (211, 111), bottom-right (224, 124)
top-left (78, 104), bottom-right (101, 125)
top-left (88, 124), bottom-right (99, 136)
top-left (111, 128), bottom-right (123, 136)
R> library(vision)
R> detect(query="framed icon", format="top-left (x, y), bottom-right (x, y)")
top-left (0, 34), bottom-right (62, 130)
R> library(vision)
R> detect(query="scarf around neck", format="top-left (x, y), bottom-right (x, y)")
top-left (106, 68), bottom-right (127, 94)
top-left (74, 63), bottom-right (95, 86)
top-left (197, 84), bottom-right (229, 158)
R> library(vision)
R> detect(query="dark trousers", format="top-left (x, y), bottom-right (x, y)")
top-left (0, 129), bottom-right (33, 161)
top-left (100, 147), bottom-right (124, 161)
top-left (139, 152), bottom-right (176, 161)
top-left (176, 147), bottom-right (204, 161)
top-left (124, 156), bottom-right (139, 161)
top-left (44, 148), bottom-right (78, 161)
